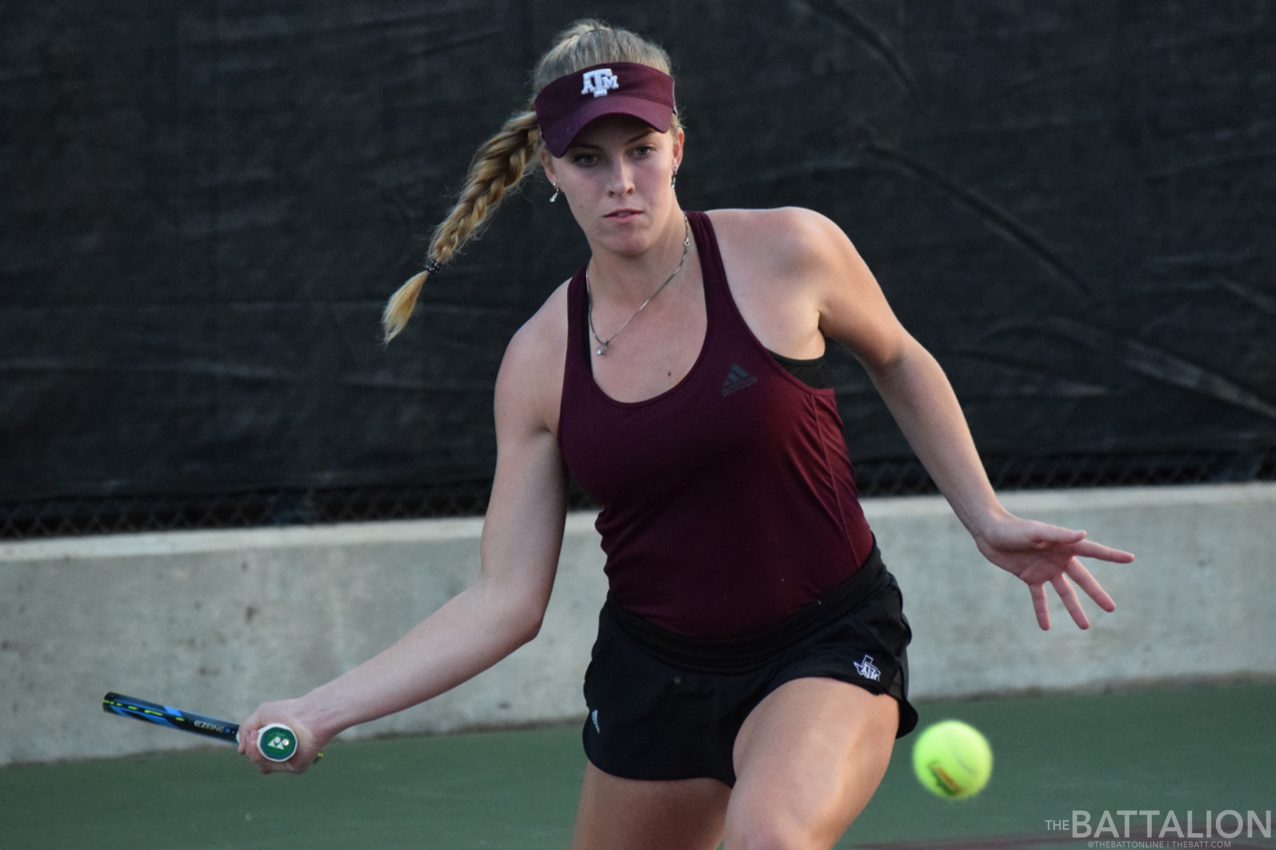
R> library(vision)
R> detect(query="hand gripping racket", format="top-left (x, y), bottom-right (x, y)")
top-left (102, 692), bottom-right (318, 762)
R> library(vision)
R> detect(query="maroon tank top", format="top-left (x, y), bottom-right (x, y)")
top-left (558, 211), bottom-right (875, 638)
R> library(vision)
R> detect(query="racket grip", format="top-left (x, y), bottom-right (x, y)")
top-left (255, 723), bottom-right (300, 762)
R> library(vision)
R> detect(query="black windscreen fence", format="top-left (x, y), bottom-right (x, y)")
top-left (3, 2), bottom-right (1274, 539)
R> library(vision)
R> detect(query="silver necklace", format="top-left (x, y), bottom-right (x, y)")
top-left (586, 213), bottom-right (691, 356)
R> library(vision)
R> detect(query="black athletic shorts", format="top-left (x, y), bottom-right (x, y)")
top-left (581, 544), bottom-right (917, 786)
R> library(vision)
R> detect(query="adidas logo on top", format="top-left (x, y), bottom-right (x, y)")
top-left (721, 364), bottom-right (758, 396)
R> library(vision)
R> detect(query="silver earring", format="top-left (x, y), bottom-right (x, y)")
top-left (671, 167), bottom-right (678, 189)
top-left (549, 183), bottom-right (560, 203)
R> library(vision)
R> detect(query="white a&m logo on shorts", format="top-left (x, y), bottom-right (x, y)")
top-left (854, 654), bottom-right (881, 682)
top-left (582, 68), bottom-right (619, 97)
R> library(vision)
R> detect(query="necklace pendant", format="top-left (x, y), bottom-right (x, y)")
top-left (596, 341), bottom-right (610, 356)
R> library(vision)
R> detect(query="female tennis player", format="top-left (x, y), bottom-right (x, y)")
top-left (239, 20), bottom-right (1133, 849)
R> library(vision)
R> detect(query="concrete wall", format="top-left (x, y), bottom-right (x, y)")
top-left (2, 482), bottom-right (1273, 766)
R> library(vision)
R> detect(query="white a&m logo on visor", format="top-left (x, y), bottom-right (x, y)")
top-left (581, 68), bottom-right (619, 97)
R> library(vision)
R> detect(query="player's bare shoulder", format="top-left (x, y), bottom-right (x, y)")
top-left (706, 207), bottom-right (848, 288)
top-left (494, 280), bottom-right (571, 437)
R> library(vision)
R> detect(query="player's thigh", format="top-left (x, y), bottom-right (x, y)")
top-left (572, 761), bottom-right (732, 850)
top-left (723, 677), bottom-right (899, 850)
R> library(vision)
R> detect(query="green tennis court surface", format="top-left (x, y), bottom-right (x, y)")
top-left (4, 683), bottom-right (1272, 849)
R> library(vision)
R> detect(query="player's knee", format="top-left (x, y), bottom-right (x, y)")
top-left (723, 830), bottom-right (810, 850)
top-left (723, 812), bottom-right (820, 850)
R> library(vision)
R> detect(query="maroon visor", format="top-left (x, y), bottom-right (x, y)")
top-left (534, 62), bottom-right (676, 158)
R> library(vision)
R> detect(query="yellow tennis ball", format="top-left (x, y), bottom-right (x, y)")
top-left (912, 720), bottom-right (993, 799)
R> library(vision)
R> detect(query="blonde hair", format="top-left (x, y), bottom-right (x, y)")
top-left (382, 20), bottom-right (677, 342)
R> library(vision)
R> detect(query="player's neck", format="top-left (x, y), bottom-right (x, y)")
top-left (588, 209), bottom-right (691, 308)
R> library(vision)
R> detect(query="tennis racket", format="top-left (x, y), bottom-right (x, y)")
top-left (102, 692), bottom-right (314, 762)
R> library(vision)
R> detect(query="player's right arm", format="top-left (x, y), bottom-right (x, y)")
top-left (239, 289), bottom-right (571, 773)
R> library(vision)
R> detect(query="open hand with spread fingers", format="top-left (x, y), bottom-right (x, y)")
top-left (973, 516), bottom-right (1135, 630)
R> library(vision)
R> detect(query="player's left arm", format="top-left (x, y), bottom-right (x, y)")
top-left (774, 208), bottom-right (1134, 630)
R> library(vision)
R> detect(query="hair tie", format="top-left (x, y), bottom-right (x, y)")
top-left (424, 258), bottom-right (443, 276)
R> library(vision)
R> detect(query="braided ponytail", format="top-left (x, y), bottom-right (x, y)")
top-left (384, 19), bottom-right (675, 342)
top-left (382, 109), bottom-right (541, 342)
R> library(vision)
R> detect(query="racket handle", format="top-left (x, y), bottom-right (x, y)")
top-left (255, 723), bottom-right (301, 762)
top-left (104, 692), bottom-right (320, 763)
